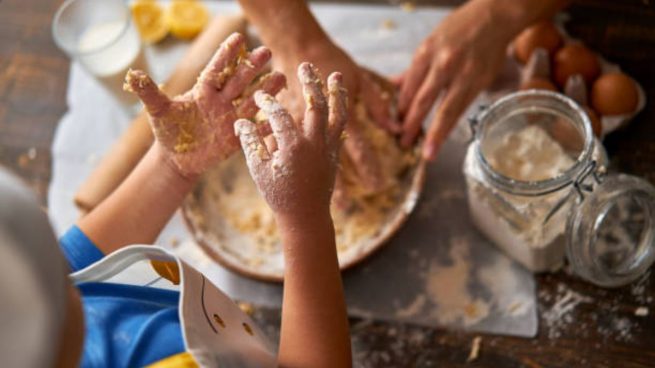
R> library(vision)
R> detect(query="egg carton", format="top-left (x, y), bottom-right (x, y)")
top-left (555, 22), bottom-right (645, 136)
top-left (500, 19), bottom-right (646, 139)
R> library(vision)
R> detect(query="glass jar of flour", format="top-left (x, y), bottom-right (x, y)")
top-left (464, 90), bottom-right (655, 287)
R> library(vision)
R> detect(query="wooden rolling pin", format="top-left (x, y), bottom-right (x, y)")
top-left (74, 14), bottom-right (247, 213)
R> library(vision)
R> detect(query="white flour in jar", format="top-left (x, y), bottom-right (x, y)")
top-left (485, 125), bottom-right (575, 182)
top-left (464, 125), bottom-right (575, 272)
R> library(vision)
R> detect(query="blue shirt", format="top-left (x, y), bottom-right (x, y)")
top-left (59, 226), bottom-right (185, 367)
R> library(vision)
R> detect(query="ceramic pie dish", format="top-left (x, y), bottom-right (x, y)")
top-left (181, 94), bottom-right (427, 282)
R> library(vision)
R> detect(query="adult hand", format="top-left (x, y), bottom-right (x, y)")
top-left (235, 63), bottom-right (348, 217)
top-left (272, 40), bottom-right (398, 192)
top-left (125, 33), bottom-right (286, 177)
top-left (398, 0), bottom-right (517, 160)
top-left (274, 42), bottom-right (399, 135)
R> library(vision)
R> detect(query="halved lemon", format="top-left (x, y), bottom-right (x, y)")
top-left (131, 0), bottom-right (169, 44)
top-left (166, 0), bottom-right (209, 40)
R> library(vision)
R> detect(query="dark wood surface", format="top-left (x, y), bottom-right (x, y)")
top-left (1, 0), bottom-right (654, 367)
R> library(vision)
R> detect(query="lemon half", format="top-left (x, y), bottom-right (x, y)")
top-left (166, 0), bottom-right (209, 40)
top-left (131, 0), bottom-right (169, 44)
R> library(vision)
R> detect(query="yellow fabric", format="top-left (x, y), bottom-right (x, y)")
top-left (150, 260), bottom-right (181, 285)
top-left (146, 352), bottom-right (198, 368)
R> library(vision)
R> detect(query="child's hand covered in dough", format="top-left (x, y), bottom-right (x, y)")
top-left (235, 62), bottom-right (348, 218)
top-left (124, 33), bottom-right (286, 177)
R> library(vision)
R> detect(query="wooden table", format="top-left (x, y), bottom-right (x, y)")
top-left (1, 0), bottom-right (654, 366)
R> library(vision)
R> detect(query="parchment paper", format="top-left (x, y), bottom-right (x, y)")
top-left (49, 2), bottom-right (537, 337)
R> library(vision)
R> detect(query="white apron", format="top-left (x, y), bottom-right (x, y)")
top-left (71, 245), bottom-right (277, 368)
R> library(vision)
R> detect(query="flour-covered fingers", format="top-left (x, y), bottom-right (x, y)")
top-left (221, 46), bottom-right (272, 100)
top-left (254, 91), bottom-right (297, 148)
top-left (235, 118), bottom-right (270, 170)
top-left (236, 72), bottom-right (286, 118)
top-left (199, 33), bottom-right (246, 90)
top-left (326, 72), bottom-right (348, 149)
top-left (124, 69), bottom-right (171, 117)
top-left (297, 62), bottom-right (328, 141)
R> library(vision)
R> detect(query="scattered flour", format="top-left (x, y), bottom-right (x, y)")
top-left (597, 316), bottom-right (637, 343)
top-left (393, 236), bottom-right (535, 332)
top-left (541, 282), bottom-right (646, 343)
top-left (478, 255), bottom-right (533, 317)
top-left (631, 270), bottom-right (652, 304)
top-left (425, 237), bottom-right (490, 326)
top-left (542, 284), bottom-right (593, 339)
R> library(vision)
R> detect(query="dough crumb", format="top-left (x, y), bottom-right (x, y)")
top-left (17, 148), bottom-right (37, 168)
top-left (400, 1), bottom-right (416, 12)
top-left (238, 302), bottom-right (255, 316)
top-left (381, 19), bottom-right (396, 30)
top-left (635, 306), bottom-right (649, 317)
top-left (27, 147), bottom-right (37, 160)
top-left (466, 336), bottom-right (482, 363)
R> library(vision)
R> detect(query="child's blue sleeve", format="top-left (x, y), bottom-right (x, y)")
top-left (59, 225), bottom-right (104, 272)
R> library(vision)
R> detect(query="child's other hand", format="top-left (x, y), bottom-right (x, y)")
top-left (235, 63), bottom-right (348, 219)
top-left (125, 33), bottom-right (286, 177)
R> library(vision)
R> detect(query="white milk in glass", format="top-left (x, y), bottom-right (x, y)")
top-left (77, 20), bottom-right (147, 106)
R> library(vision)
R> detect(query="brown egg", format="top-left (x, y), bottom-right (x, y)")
top-left (590, 72), bottom-right (639, 115)
top-left (584, 106), bottom-right (602, 138)
top-left (520, 77), bottom-right (558, 91)
top-left (553, 44), bottom-right (601, 88)
top-left (514, 21), bottom-right (562, 64)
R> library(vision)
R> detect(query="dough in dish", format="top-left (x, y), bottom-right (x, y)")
top-left (184, 100), bottom-right (421, 280)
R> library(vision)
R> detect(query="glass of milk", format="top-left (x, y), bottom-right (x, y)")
top-left (52, 0), bottom-right (148, 107)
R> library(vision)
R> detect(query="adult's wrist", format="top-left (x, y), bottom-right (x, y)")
top-left (482, 0), bottom-right (569, 41)
top-left (467, 0), bottom-right (526, 44)
top-left (266, 27), bottom-right (332, 58)
top-left (250, 5), bottom-right (330, 55)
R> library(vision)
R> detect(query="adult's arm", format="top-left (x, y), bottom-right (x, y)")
top-left (239, 0), bottom-right (402, 194)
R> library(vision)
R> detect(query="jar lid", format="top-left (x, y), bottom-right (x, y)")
top-left (567, 174), bottom-right (655, 287)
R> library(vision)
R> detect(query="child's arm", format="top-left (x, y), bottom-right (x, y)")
top-left (235, 63), bottom-right (351, 367)
top-left (76, 33), bottom-right (285, 255)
